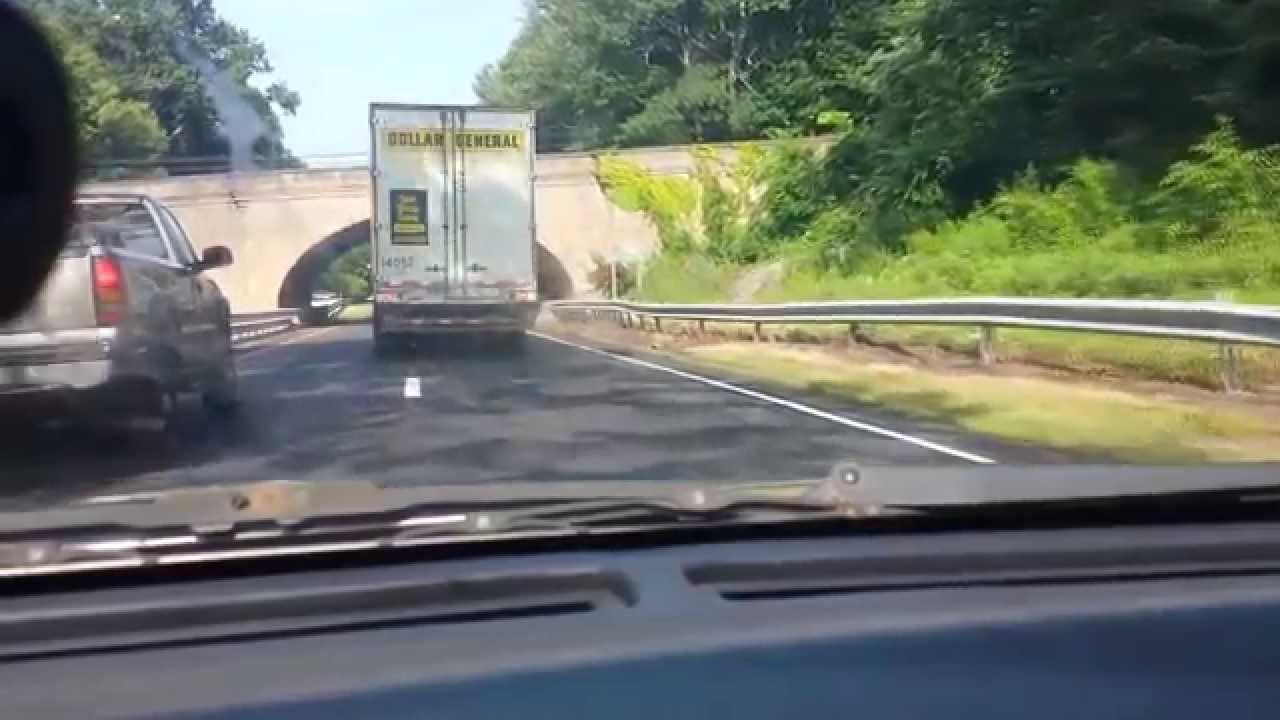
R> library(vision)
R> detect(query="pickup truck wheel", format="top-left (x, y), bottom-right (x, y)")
top-left (121, 385), bottom-right (177, 438)
top-left (203, 357), bottom-right (240, 417)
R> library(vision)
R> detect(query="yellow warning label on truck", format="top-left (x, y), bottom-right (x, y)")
top-left (390, 189), bottom-right (428, 245)
top-left (385, 129), bottom-right (524, 152)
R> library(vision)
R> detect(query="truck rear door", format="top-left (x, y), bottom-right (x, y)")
top-left (371, 108), bottom-right (451, 302)
top-left (449, 109), bottom-right (537, 302)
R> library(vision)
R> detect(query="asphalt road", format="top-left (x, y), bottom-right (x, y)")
top-left (0, 322), bottom-right (1070, 511)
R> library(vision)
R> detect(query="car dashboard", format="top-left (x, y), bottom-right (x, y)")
top-left (3, 520), bottom-right (1280, 718)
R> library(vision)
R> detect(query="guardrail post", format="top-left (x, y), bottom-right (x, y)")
top-left (753, 322), bottom-right (764, 343)
top-left (1218, 343), bottom-right (1242, 393)
top-left (653, 317), bottom-right (662, 333)
top-left (979, 326), bottom-right (997, 366)
top-left (848, 323), bottom-right (861, 344)
top-left (697, 319), bottom-right (706, 335)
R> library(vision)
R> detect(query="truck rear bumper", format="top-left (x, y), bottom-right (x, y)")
top-left (0, 358), bottom-right (173, 426)
top-left (0, 360), bottom-right (137, 421)
top-left (0, 359), bottom-right (113, 391)
top-left (376, 302), bottom-right (540, 334)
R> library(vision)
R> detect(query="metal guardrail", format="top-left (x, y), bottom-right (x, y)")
top-left (550, 298), bottom-right (1280, 392)
top-left (228, 300), bottom-right (347, 347)
top-left (230, 312), bottom-right (299, 344)
top-left (303, 297), bottom-right (346, 325)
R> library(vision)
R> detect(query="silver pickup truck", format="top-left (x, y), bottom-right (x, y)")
top-left (0, 193), bottom-right (238, 431)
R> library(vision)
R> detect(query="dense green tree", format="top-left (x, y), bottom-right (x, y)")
top-left (481, 0), bottom-right (1280, 234)
top-left (319, 246), bottom-right (372, 300)
top-left (23, 0), bottom-right (300, 174)
top-left (476, 0), bottom-right (809, 149)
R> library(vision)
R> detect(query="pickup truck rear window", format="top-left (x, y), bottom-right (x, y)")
top-left (74, 203), bottom-right (170, 261)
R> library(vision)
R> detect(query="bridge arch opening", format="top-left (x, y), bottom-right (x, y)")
top-left (277, 220), bottom-right (370, 310)
top-left (536, 243), bottom-right (573, 300)
top-left (277, 220), bottom-right (575, 311)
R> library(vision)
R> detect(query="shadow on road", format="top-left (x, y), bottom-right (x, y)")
top-left (0, 401), bottom-right (248, 510)
top-left (0, 334), bottom-right (567, 509)
top-left (373, 332), bottom-right (531, 360)
top-left (0, 328), bottom-right (980, 514)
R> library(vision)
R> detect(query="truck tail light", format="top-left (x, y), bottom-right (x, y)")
top-left (510, 288), bottom-right (538, 303)
top-left (92, 255), bottom-right (127, 327)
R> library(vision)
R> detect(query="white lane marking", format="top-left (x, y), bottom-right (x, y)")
top-left (531, 331), bottom-right (996, 465)
top-left (404, 377), bottom-right (422, 399)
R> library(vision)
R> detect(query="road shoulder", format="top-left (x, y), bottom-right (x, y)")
top-left (540, 319), bottom-right (1280, 463)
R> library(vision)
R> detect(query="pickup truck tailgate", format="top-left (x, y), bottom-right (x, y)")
top-left (0, 248), bottom-right (96, 336)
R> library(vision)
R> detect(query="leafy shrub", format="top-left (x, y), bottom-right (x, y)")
top-left (635, 254), bottom-right (741, 302)
top-left (747, 144), bottom-right (832, 249)
top-left (318, 245), bottom-right (372, 299)
top-left (696, 145), bottom-right (767, 263)
top-left (596, 155), bottom-right (700, 254)
top-left (586, 254), bottom-right (637, 298)
top-left (605, 121), bottom-right (1280, 308)
top-left (1153, 119), bottom-right (1280, 248)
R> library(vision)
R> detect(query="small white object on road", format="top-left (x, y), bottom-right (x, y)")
top-left (404, 377), bottom-right (422, 399)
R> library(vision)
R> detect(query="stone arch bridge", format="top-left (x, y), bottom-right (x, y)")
top-left (83, 146), bottom-right (709, 312)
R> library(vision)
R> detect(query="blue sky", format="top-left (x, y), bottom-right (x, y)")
top-left (216, 0), bottom-right (526, 159)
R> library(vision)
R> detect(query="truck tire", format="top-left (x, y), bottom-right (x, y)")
top-left (116, 382), bottom-right (178, 453)
top-left (373, 330), bottom-right (395, 357)
top-left (203, 353), bottom-right (240, 418)
top-left (372, 304), bottom-right (386, 356)
top-left (84, 380), bottom-right (175, 447)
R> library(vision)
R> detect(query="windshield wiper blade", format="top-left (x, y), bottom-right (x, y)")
top-left (0, 479), bottom-right (840, 535)
top-left (395, 494), bottom-right (857, 541)
top-left (8, 465), bottom-right (1280, 576)
top-left (0, 479), bottom-right (858, 571)
top-left (832, 463), bottom-right (1280, 510)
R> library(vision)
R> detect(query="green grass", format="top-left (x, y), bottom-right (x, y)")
top-left (634, 255), bottom-right (742, 302)
top-left (336, 303), bottom-right (373, 322)
top-left (853, 325), bottom-right (1280, 391)
top-left (678, 343), bottom-right (1280, 463)
top-left (629, 256), bottom-right (1280, 390)
top-left (618, 122), bottom-right (1280, 391)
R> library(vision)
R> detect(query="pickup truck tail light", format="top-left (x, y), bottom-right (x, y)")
top-left (509, 288), bottom-right (538, 303)
top-left (92, 255), bottom-right (127, 327)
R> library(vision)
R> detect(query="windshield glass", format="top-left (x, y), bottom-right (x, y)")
top-left (4, 0), bottom-right (1280, 548)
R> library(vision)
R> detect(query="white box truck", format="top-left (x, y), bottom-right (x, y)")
top-left (369, 104), bottom-right (539, 351)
